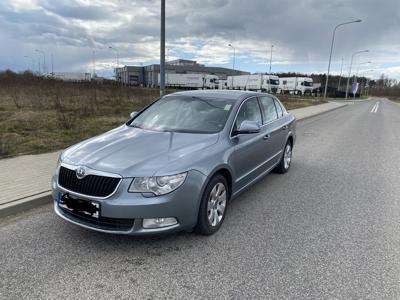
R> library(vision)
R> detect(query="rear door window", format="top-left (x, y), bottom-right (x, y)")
top-left (274, 99), bottom-right (283, 117)
top-left (259, 96), bottom-right (278, 124)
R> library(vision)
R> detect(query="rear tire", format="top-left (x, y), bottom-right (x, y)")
top-left (274, 141), bottom-right (292, 174)
top-left (195, 175), bottom-right (229, 235)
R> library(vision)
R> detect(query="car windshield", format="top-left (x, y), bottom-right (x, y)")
top-left (304, 81), bottom-right (313, 87)
top-left (130, 96), bottom-right (235, 133)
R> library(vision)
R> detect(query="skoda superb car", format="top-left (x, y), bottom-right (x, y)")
top-left (52, 90), bottom-right (296, 235)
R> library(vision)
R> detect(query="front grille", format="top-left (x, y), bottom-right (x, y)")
top-left (59, 206), bottom-right (134, 231)
top-left (58, 166), bottom-right (121, 198)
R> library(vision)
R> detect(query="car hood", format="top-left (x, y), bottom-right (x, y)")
top-left (61, 125), bottom-right (219, 177)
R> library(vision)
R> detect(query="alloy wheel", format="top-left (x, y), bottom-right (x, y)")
top-left (207, 182), bottom-right (227, 227)
top-left (284, 144), bottom-right (292, 169)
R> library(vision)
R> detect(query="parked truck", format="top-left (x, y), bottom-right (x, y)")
top-left (278, 77), bottom-right (313, 95)
top-left (218, 79), bottom-right (228, 90)
top-left (158, 73), bottom-right (219, 89)
top-left (225, 74), bottom-right (279, 92)
top-left (52, 72), bottom-right (92, 82)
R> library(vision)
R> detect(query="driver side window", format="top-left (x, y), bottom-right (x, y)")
top-left (234, 98), bottom-right (262, 132)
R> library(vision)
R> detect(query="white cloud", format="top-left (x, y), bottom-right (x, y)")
top-left (0, 0), bottom-right (399, 80)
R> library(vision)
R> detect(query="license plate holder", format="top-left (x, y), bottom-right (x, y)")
top-left (58, 192), bottom-right (100, 218)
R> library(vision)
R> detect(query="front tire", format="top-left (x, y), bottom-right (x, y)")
top-left (274, 141), bottom-right (292, 174)
top-left (195, 175), bottom-right (228, 235)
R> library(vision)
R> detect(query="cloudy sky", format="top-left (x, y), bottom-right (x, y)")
top-left (0, 0), bottom-right (399, 79)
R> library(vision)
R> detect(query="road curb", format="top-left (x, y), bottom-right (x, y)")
top-left (0, 192), bottom-right (52, 219)
top-left (295, 103), bottom-right (349, 122)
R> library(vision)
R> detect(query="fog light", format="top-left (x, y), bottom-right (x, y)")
top-left (142, 217), bottom-right (178, 229)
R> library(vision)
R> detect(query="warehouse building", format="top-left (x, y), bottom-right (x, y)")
top-left (115, 59), bottom-right (249, 86)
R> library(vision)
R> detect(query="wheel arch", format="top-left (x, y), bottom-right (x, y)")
top-left (203, 165), bottom-right (234, 201)
top-left (287, 134), bottom-right (294, 147)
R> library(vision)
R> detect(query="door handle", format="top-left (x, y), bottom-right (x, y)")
top-left (281, 125), bottom-right (288, 130)
top-left (263, 134), bottom-right (271, 140)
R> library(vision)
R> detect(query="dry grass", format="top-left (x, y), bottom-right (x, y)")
top-left (387, 96), bottom-right (400, 103)
top-left (0, 72), bottom-right (324, 158)
top-left (277, 94), bottom-right (327, 110)
top-left (0, 73), bottom-right (164, 158)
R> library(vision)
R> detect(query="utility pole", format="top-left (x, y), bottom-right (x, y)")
top-left (160, 0), bottom-right (166, 96)
top-left (323, 19), bottom-right (362, 99)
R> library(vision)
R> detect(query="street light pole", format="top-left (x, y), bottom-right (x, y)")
top-left (108, 46), bottom-right (119, 67)
top-left (160, 0), bottom-right (166, 96)
top-left (228, 43), bottom-right (235, 88)
top-left (166, 47), bottom-right (170, 87)
top-left (323, 19), bottom-right (362, 99)
top-left (35, 49), bottom-right (46, 74)
top-left (109, 46), bottom-right (120, 81)
top-left (269, 44), bottom-right (274, 74)
top-left (92, 50), bottom-right (96, 79)
top-left (363, 69), bottom-right (374, 97)
top-left (51, 53), bottom-right (54, 76)
top-left (337, 57), bottom-right (344, 92)
top-left (24, 56), bottom-right (35, 73)
top-left (34, 53), bottom-right (41, 75)
top-left (353, 61), bottom-right (371, 99)
top-left (267, 44), bottom-right (274, 93)
top-left (345, 50), bottom-right (369, 99)
top-left (355, 61), bottom-right (371, 78)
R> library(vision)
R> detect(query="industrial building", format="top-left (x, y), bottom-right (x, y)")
top-left (115, 59), bottom-right (249, 86)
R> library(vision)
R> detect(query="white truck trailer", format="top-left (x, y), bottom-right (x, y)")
top-left (52, 72), bottom-right (92, 82)
top-left (226, 74), bottom-right (279, 92)
top-left (158, 73), bottom-right (219, 89)
top-left (278, 77), bottom-right (313, 95)
top-left (218, 79), bottom-right (228, 90)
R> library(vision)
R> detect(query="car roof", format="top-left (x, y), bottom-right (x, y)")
top-left (166, 90), bottom-right (272, 102)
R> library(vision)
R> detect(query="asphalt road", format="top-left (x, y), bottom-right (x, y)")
top-left (1, 98), bottom-right (400, 299)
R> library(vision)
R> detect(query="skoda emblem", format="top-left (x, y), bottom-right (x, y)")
top-left (76, 166), bottom-right (86, 179)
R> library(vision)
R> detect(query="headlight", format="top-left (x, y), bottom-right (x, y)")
top-left (128, 172), bottom-right (187, 196)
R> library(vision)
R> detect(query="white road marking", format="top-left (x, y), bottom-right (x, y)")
top-left (371, 102), bottom-right (379, 113)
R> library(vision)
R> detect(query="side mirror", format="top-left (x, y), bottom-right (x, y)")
top-left (237, 120), bottom-right (261, 134)
top-left (130, 111), bottom-right (138, 119)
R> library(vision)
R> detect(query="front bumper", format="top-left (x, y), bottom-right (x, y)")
top-left (52, 170), bottom-right (207, 235)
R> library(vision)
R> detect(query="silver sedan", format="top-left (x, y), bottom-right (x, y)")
top-left (52, 90), bottom-right (296, 235)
